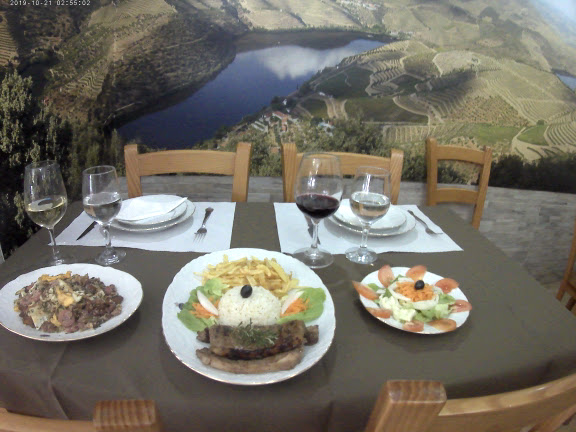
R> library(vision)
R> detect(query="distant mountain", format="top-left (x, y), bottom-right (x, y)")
top-left (1, 0), bottom-right (575, 123)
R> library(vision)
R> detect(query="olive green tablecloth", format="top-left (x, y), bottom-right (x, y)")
top-left (1, 202), bottom-right (575, 431)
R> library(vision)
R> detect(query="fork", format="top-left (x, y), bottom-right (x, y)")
top-left (195, 207), bottom-right (214, 239)
top-left (407, 209), bottom-right (439, 235)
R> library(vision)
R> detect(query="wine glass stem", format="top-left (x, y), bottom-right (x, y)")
top-left (47, 227), bottom-right (60, 260)
top-left (311, 219), bottom-right (320, 251)
top-left (102, 224), bottom-right (113, 250)
top-left (360, 224), bottom-right (370, 251)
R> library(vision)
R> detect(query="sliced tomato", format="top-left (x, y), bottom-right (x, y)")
top-left (366, 307), bottom-right (392, 319)
top-left (352, 281), bottom-right (379, 301)
top-left (451, 299), bottom-right (472, 313)
top-left (435, 278), bottom-right (459, 294)
top-left (428, 318), bottom-right (457, 332)
top-left (377, 265), bottom-right (395, 288)
top-left (402, 320), bottom-right (424, 332)
top-left (406, 265), bottom-right (427, 281)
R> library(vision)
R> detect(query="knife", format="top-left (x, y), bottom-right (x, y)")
top-left (76, 221), bottom-right (97, 240)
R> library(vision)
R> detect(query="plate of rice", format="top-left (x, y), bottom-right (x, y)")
top-left (161, 248), bottom-right (336, 385)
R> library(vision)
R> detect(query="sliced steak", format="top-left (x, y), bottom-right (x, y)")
top-left (208, 320), bottom-right (306, 360)
top-left (304, 325), bottom-right (319, 345)
top-left (196, 347), bottom-right (304, 374)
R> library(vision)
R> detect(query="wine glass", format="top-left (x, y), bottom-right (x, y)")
top-left (345, 166), bottom-right (391, 264)
top-left (82, 165), bottom-right (126, 266)
top-left (293, 153), bottom-right (343, 268)
top-left (24, 160), bottom-right (71, 265)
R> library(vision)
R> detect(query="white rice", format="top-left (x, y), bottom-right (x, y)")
top-left (218, 286), bottom-right (281, 326)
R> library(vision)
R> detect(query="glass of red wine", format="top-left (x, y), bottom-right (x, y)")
top-left (293, 153), bottom-right (343, 268)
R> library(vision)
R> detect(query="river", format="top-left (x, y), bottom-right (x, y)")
top-left (118, 34), bottom-right (385, 150)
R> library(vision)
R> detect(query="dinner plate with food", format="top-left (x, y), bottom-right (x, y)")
top-left (162, 248), bottom-right (336, 385)
top-left (353, 265), bottom-right (471, 334)
top-left (0, 264), bottom-right (143, 341)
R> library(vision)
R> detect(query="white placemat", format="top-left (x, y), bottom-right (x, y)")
top-left (274, 203), bottom-right (462, 254)
top-left (56, 202), bottom-right (235, 253)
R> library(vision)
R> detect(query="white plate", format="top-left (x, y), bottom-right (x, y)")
top-left (111, 200), bottom-right (195, 233)
top-left (0, 264), bottom-right (143, 342)
top-left (333, 199), bottom-right (406, 231)
top-left (162, 248), bottom-right (336, 385)
top-left (329, 209), bottom-right (416, 237)
top-left (359, 267), bottom-right (470, 334)
top-left (116, 195), bottom-right (187, 225)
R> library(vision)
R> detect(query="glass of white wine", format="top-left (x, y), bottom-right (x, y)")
top-left (82, 165), bottom-right (125, 266)
top-left (24, 160), bottom-right (71, 265)
top-left (345, 166), bottom-right (391, 264)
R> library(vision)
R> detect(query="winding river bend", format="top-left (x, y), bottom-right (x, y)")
top-left (118, 34), bottom-right (385, 150)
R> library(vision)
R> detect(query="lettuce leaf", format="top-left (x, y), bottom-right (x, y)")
top-left (277, 287), bottom-right (326, 324)
top-left (177, 279), bottom-right (226, 331)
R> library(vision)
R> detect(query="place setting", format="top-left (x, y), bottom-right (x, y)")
top-left (56, 166), bottom-right (236, 254)
top-left (275, 160), bottom-right (462, 262)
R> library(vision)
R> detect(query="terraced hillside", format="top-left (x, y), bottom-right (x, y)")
top-left (295, 39), bottom-right (576, 161)
top-left (0, 12), bottom-right (16, 66)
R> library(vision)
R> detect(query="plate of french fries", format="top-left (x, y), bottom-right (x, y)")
top-left (161, 248), bottom-right (336, 385)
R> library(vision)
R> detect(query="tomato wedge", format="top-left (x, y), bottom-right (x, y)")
top-left (366, 307), bottom-right (392, 319)
top-left (352, 281), bottom-right (379, 301)
top-left (377, 265), bottom-right (395, 288)
top-left (435, 278), bottom-right (459, 294)
top-left (428, 318), bottom-right (457, 332)
top-left (451, 299), bottom-right (472, 313)
top-left (402, 320), bottom-right (424, 332)
top-left (406, 265), bottom-right (427, 281)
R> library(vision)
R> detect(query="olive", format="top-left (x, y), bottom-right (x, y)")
top-left (241, 284), bottom-right (253, 298)
top-left (414, 280), bottom-right (425, 290)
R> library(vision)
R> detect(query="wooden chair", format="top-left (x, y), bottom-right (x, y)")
top-left (365, 373), bottom-right (576, 432)
top-left (0, 400), bottom-right (163, 432)
top-left (557, 215), bottom-right (576, 314)
top-left (426, 137), bottom-right (492, 229)
top-left (124, 142), bottom-right (252, 202)
top-left (281, 142), bottom-right (404, 204)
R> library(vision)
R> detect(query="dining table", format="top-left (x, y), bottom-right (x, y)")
top-left (1, 201), bottom-right (576, 432)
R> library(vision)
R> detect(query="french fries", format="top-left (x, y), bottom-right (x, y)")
top-left (198, 255), bottom-right (300, 297)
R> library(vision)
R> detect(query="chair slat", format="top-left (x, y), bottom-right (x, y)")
top-left (124, 143), bottom-right (252, 201)
top-left (281, 143), bottom-right (404, 204)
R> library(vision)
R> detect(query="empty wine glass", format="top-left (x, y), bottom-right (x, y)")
top-left (345, 166), bottom-right (391, 264)
top-left (24, 160), bottom-right (71, 265)
top-left (294, 153), bottom-right (343, 268)
top-left (82, 165), bottom-right (125, 266)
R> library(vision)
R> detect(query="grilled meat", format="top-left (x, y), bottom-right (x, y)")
top-left (208, 320), bottom-right (306, 360)
top-left (196, 347), bottom-right (304, 374)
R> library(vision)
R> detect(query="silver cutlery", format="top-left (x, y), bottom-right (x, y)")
top-left (407, 209), bottom-right (439, 235)
top-left (195, 207), bottom-right (214, 240)
top-left (76, 221), bottom-right (97, 240)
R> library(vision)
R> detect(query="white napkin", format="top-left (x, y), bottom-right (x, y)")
top-left (116, 195), bottom-right (187, 222)
top-left (274, 203), bottom-right (462, 254)
top-left (56, 202), bottom-right (234, 253)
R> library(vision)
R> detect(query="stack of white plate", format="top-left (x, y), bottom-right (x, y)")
top-left (330, 199), bottom-right (416, 237)
top-left (112, 195), bottom-right (195, 232)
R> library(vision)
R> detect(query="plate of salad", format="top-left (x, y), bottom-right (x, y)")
top-left (353, 265), bottom-right (472, 334)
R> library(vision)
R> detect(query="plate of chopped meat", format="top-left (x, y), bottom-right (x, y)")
top-left (162, 248), bottom-right (336, 385)
top-left (0, 264), bottom-right (143, 341)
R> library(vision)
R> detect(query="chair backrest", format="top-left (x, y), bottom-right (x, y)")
top-left (425, 137), bottom-right (492, 229)
top-left (0, 400), bottom-right (163, 432)
top-left (365, 374), bottom-right (576, 432)
top-left (124, 143), bottom-right (253, 202)
top-left (281, 142), bottom-right (404, 204)
top-left (557, 215), bottom-right (576, 313)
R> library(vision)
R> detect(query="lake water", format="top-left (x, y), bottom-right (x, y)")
top-left (118, 38), bottom-right (384, 149)
top-left (558, 74), bottom-right (576, 91)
